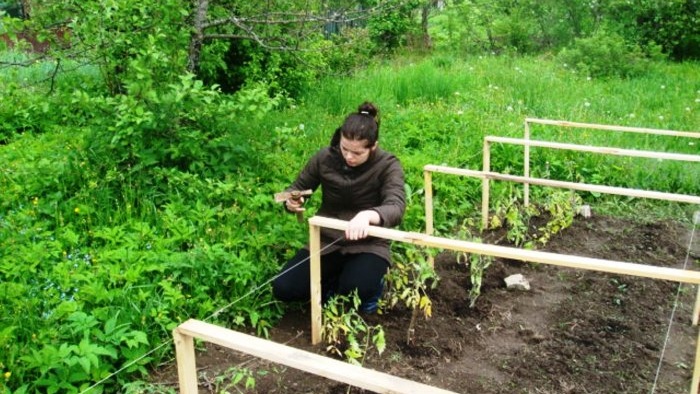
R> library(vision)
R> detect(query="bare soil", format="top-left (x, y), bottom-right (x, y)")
top-left (154, 214), bottom-right (700, 394)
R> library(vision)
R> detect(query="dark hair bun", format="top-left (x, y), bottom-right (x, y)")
top-left (358, 101), bottom-right (378, 118)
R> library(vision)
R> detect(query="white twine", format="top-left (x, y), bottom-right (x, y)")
top-left (650, 213), bottom-right (699, 393)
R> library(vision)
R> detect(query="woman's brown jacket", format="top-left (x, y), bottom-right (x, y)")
top-left (286, 144), bottom-right (405, 263)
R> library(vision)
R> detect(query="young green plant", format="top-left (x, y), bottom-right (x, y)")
top-left (384, 245), bottom-right (439, 344)
top-left (322, 291), bottom-right (386, 367)
top-left (456, 219), bottom-right (494, 308)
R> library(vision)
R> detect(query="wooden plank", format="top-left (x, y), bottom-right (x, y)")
top-left (175, 319), bottom-right (459, 394)
top-left (524, 120), bottom-right (531, 207)
top-left (485, 136), bottom-right (700, 163)
top-left (423, 164), bottom-right (487, 179)
top-left (423, 164), bottom-right (485, 178)
top-left (423, 166), bottom-right (700, 205)
top-left (694, 286), bottom-right (700, 326)
top-left (309, 223), bottom-right (322, 345)
top-left (308, 216), bottom-right (700, 285)
top-left (172, 327), bottom-right (198, 394)
top-left (692, 326), bottom-right (700, 394)
top-left (482, 140), bottom-right (491, 227)
top-left (485, 172), bottom-right (700, 205)
top-left (525, 118), bottom-right (700, 139)
top-left (695, 213), bottom-right (700, 326)
top-left (424, 170), bottom-right (435, 267)
top-left (424, 170), bottom-right (434, 236)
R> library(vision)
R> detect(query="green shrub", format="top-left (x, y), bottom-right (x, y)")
top-left (367, 0), bottom-right (421, 51)
top-left (323, 27), bottom-right (376, 76)
top-left (557, 30), bottom-right (649, 78)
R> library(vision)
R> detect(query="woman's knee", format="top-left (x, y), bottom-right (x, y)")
top-left (272, 277), bottom-right (307, 301)
top-left (337, 273), bottom-right (384, 299)
top-left (273, 249), bottom-right (311, 301)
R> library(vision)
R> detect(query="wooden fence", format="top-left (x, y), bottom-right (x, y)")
top-left (520, 118), bottom-right (700, 206)
top-left (173, 119), bottom-right (700, 393)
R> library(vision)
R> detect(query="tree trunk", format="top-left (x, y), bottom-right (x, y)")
top-left (421, 1), bottom-right (432, 50)
top-left (187, 0), bottom-right (209, 73)
top-left (20, 0), bottom-right (31, 19)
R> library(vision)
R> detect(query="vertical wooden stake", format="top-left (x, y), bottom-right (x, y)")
top-left (693, 286), bottom-right (700, 326)
top-left (691, 325), bottom-right (700, 394)
top-left (424, 170), bottom-right (435, 267)
top-left (482, 140), bottom-right (491, 228)
top-left (523, 120), bottom-right (531, 207)
top-left (173, 327), bottom-right (198, 393)
top-left (695, 212), bottom-right (700, 326)
top-left (424, 170), bottom-right (434, 237)
top-left (309, 223), bottom-right (323, 345)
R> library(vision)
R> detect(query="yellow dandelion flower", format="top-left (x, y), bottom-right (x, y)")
top-left (4, 371), bottom-right (10, 380)
top-left (74, 207), bottom-right (80, 214)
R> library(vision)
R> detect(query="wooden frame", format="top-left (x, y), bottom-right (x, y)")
top-left (173, 318), bottom-right (458, 394)
top-left (520, 118), bottom-right (700, 208)
top-left (423, 165), bottom-right (700, 229)
top-left (480, 135), bottom-right (700, 227)
top-left (308, 216), bottom-right (700, 394)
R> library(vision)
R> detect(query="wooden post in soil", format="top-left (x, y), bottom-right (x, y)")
top-left (523, 119), bottom-right (531, 207)
top-left (172, 326), bottom-right (198, 394)
top-left (309, 222), bottom-right (323, 345)
top-left (424, 169), bottom-right (434, 238)
top-left (424, 169), bottom-right (434, 267)
top-left (694, 286), bottom-right (700, 327)
top-left (692, 325), bottom-right (700, 394)
top-left (693, 211), bottom-right (700, 327)
top-left (481, 139), bottom-right (491, 228)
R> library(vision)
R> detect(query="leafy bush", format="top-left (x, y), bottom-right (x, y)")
top-left (557, 30), bottom-right (650, 78)
top-left (0, 63), bottom-right (288, 393)
top-left (204, 36), bottom-right (331, 98)
top-left (603, 0), bottom-right (700, 61)
top-left (323, 27), bottom-right (376, 76)
top-left (367, 0), bottom-right (422, 51)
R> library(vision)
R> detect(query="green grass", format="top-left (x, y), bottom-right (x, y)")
top-left (293, 54), bottom-right (699, 217)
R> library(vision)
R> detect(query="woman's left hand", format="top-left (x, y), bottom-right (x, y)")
top-left (346, 210), bottom-right (380, 240)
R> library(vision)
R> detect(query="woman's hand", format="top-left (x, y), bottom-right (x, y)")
top-left (346, 210), bottom-right (380, 240)
top-left (285, 197), bottom-right (305, 213)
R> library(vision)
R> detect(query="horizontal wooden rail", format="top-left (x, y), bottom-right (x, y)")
top-left (423, 165), bottom-right (700, 205)
top-left (485, 136), bottom-right (700, 163)
top-left (309, 216), bottom-right (700, 285)
top-left (525, 118), bottom-right (700, 139)
top-left (173, 319), bottom-right (458, 394)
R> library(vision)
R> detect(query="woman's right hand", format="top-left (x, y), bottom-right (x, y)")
top-left (285, 197), bottom-right (305, 212)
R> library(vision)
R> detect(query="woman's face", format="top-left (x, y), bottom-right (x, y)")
top-left (339, 136), bottom-right (376, 167)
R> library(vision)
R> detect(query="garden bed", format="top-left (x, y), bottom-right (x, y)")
top-left (154, 214), bottom-right (699, 393)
